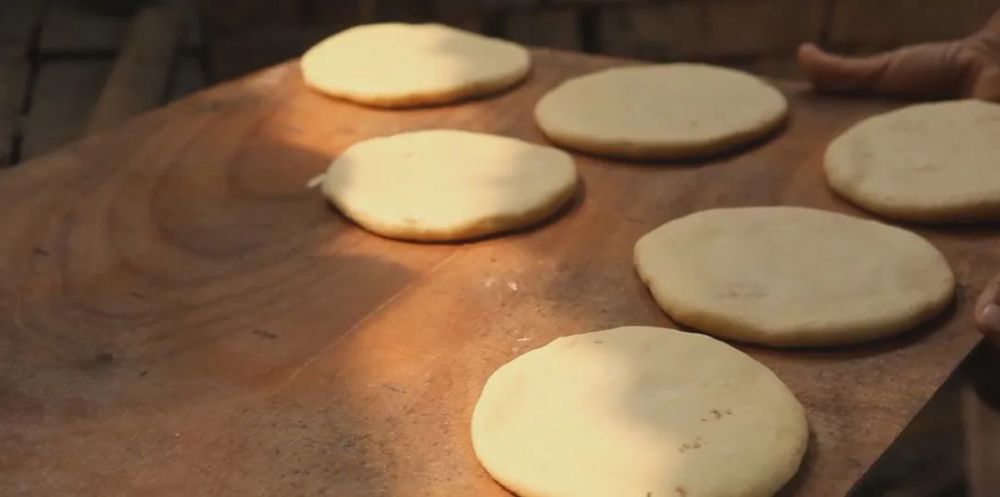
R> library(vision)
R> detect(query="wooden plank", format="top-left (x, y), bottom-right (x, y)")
top-left (0, 50), bottom-right (991, 497)
top-left (967, 383), bottom-right (1000, 495)
top-left (0, 0), bottom-right (44, 165)
top-left (0, 59), bottom-right (29, 166)
top-left (502, 9), bottom-right (582, 50)
top-left (85, 5), bottom-right (181, 134)
top-left (200, 0), bottom-right (302, 37)
top-left (964, 344), bottom-right (1000, 497)
top-left (40, 0), bottom-right (128, 54)
top-left (177, 0), bottom-right (202, 49)
top-left (370, 0), bottom-right (430, 21)
top-left (850, 342), bottom-right (1000, 495)
top-left (702, 0), bottom-right (826, 58)
top-left (313, 0), bottom-right (364, 27)
top-left (20, 59), bottom-right (110, 160)
top-left (207, 26), bottom-right (326, 82)
top-left (829, 0), bottom-right (998, 49)
top-left (597, 2), bottom-right (705, 61)
top-left (0, 0), bottom-right (47, 59)
top-left (428, 0), bottom-right (485, 32)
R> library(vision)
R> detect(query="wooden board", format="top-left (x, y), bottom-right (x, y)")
top-left (85, 5), bottom-right (181, 134)
top-left (503, 10), bottom-right (583, 51)
top-left (0, 49), bottom-right (991, 497)
top-left (40, 0), bottom-right (129, 54)
top-left (0, 0), bottom-right (47, 59)
top-left (38, 0), bottom-right (200, 55)
top-left (0, 0), bottom-right (45, 166)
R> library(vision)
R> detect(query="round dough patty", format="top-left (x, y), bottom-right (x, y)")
top-left (472, 326), bottom-right (808, 497)
top-left (321, 130), bottom-right (577, 241)
top-left (534, 64), bottom-right (787, 160)
top-left (301, 23), bottom-right (530, 107)
top-left (825, 100), bottom-right (1000, 222)
top-left (634, 207), bottom-right (954, 347)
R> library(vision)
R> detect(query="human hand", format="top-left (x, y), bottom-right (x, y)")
top-left (800, 10), bottom-right (1000, 344)
top-left (797, 10), bottom-right (1000, 101)
top-left (976, 272), bottom-right (1000, 345)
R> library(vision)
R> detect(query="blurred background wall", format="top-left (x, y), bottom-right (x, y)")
top-left (1, 0), bottom-right (997, 165)
top-left (197, 0), bottom-right (999, 80)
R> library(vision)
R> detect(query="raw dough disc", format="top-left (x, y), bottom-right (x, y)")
top-left (472, 326), bottom-right (808, 497)
top-left (533, 64), bottom-right (788, 160)
top-left (301, 23), bottom-right (530, 107)
top-left (321, 130), bottom-right (577, 241)
top-left (825, 100), bottom-right (1000, 222)
top-left (634, 207), bottom-right (954, 347)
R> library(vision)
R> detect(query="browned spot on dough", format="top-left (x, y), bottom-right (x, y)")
top-left (675, 486), bottom-right (687, 497)
top-left (718, 283), bottom-right (766, 299)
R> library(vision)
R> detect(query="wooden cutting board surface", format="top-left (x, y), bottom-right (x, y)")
top-left (0, 49), bottom-right (993, 497)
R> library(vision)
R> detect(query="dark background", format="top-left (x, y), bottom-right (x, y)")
top-left (1, 0), bottom-right (997, 167)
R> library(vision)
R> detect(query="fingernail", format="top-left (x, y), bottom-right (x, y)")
top-left (981, 304), bottom-right (1000, 332)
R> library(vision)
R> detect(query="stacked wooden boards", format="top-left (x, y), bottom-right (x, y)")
top-left (0, 0), bottom-right (203, 166)
top-left (0, 49), bottom-right (993, 496)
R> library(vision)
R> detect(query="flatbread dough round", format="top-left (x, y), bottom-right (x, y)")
top-left (321, 130), bottom-right (577, 241)
top-left (825, 100), bottom-right (1000, 222)
top-left (634, 207), bottom-right (953, 347)
top-left (472, 326), bottom-right (808, 497)
top-left (534, 64), bottom-right (787, 160)
top-left (301, 23), bottom-right (530, 107)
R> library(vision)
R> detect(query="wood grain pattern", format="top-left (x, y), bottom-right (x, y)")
top-left (0, 49), bottom-right (992, 497)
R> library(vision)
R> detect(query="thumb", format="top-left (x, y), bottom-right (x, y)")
top-left (797, 41), bottom-right (968, 98)
top-left (977, 272), bottom-right (1000, 345)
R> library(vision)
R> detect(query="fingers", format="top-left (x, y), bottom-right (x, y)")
top-left (797, 41), bottom-right (971, 98)
top-left (797, 42), bottom-right (892, 92)
top-left (969, 66), bottom-right (1000, 101)
top-left (976, 8), bottom-right (1000, 36)
top-left (975, 271), bottom-right (1000, 344)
